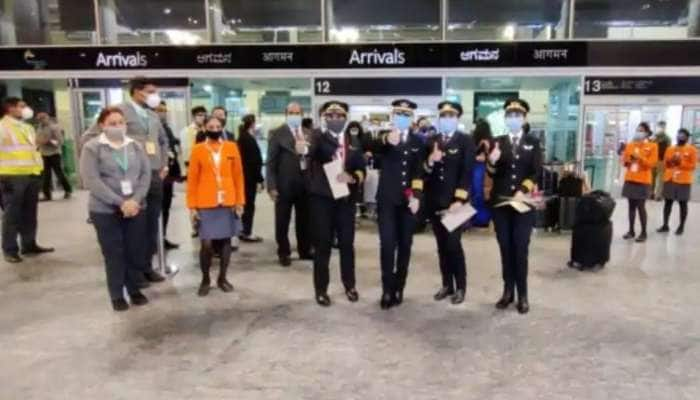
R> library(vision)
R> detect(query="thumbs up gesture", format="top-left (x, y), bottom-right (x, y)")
top-left (428, 142), bottom-right (444, 164)
top-left (294, 130), bottom-right (308, 155)
top-left (488, 141), bottom-right (502, 164)
top-left (387, 128), bottom-right (401, 146)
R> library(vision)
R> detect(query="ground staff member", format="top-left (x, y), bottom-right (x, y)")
top-left (621, 122), bottom-right (658, 243)
top-left (0, 97), bottom-right (54, 263)
top-left (35, 111), bottom-right (72, 201)
top-left (658, 128), bottom-right (697, 235)
top-left (80, 107), bottom-right (151, 311)
top-left (487, 99), bottom-right (542, 315)
top-left (187, 117), bottom-right (245, 297)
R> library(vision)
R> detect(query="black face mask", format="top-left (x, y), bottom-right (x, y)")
top-left (678, 137), bottom-right (688, 145)
top-left (206, 130), bottom-right (222, 140)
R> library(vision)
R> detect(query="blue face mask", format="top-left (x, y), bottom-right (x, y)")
top-left (505, 116), bottom-right (524, 134)
top-left (438, 117), bottom-right (458, 134)
top-left (287, 115), bottom-right (302, 129)
top-left (392, 114), bottom-right (412, 132)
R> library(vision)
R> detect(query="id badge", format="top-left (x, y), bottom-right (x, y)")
top-left (630, 163), bottom-right (639, 173)
top-left (120, 180), bottom-right (134, 196)
top-left (217, 190), bottom-right (225, 205)
top-left (145, 141), bottom-right (157, 155)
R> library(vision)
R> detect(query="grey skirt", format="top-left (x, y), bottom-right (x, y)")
top-left (622, 181), bottom-right (651, 200)
top-left (198, 207), bottom-right (241, 240)
top-left (663, 182), bottom-right (692, 202)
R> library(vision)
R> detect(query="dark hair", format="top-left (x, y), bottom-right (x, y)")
top-left (212, 106), bottom-right (227, 118)
top-left (129, 77), bottom-right (157, 95)
top-left (346, 120), bottom-right (363, 135)
top-left (191, 106), bottom-right (207, 116)
top-left (97, 107), bottom-right (124, 124)
top-left (472, 119), bottom-right (492, 144)
top-left (678, 128), bottom-right (690, 137)
top-left (638, 122), bottom-right (652, 135)
top-left (239, 114), bottom-right (256, 136)
top-left (2, 97), bottom-right (23, 114)
top-left (302, 117), bottom-right (314, 130)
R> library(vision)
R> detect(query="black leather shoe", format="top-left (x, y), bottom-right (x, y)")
top-left (623, 231), bottom-right (636, 240)
top-left (657, 226), bottom-right (670, 233)
top-left (676, 226), bottom-right (685, 235)
top-left (129, 291), bottom-right (149, 306)
top-left (316, 293), bottom-right (331, 307)
top-left (635, 233), bottom-right (647, 243)
top-left (433, 287), bottom-right (454, 301)
top-left (279, 255), bottom-right (292, 267)
top-left (345, 288), bottom-right (359, 303)
top-left (495, 290), bottom-right (515, 309)
top-left (380, 292), bottom-right (394, 310)
top-left (198, 280), bottom-right (211, 297)
top-left (21, 245), bottom-right (54, 255)
top-left (144, 271), bottom-right (166, 283)
top-left (164, 240), bottom-right (179, 250)
top-left (217, 278), bottom-right (234, 293)
top-left (112, 298), bottom-right (129, 312)
top-left (394, 290), bottom-right (404, 306)
top-left (516, 297), bottom-right (530, 314)
top-left (3, 253), bottom-right (22, 263)
top-left (451, 289), bottom-right (465, 305)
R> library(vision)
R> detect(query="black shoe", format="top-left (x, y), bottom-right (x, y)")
top-left (657, 226), bottom-right (670, 233)
top-left (345, 288), bottom-right (359, 303)
top-left (198, 280), bottom-right (211, 297)
top-left (316, 293), bottom-right (331, 307)
top-left (516, 297), bottom-right (530, 314)
top-left (635, 233), bottom-right (647, 243)
top-left (191, 231), bottom-right (199, 238)
top-left (64, 192), bottom-right (72, 200)
top-left (135, 279), bottom-right (151, 289)
top-left (279, 255), bottom-right (292, 267)
top-left (112, 298), bottom-right (129, 312)
top-left (164, 240), bottom-right (179, 250)
top-left (21, 245), bottom-right (54, 255)
top-left (144, 271), bottom-right (166, 283)
top-left (623, 232), bottom-right (636, 240)
top-left (433, 287), bottom-right (454, 301)
top-left (380, 292), bottom-right (394, 310)
top-left (129, 291), bottom-right (149, 306)
top-left (675, 226), bottom-right (685, 236)
top-left (217, 278), bottom-right (234, 293)
top-left (3, 253), bottom-right (22, 263)
top-left (239, 234), bottom-right (263, 243)
top-left (495, 290), bottom-right (515, 309)
top-left (451, 289), bottom-right (465, 305)
top-left (394, 290), bottom-right (404, 306)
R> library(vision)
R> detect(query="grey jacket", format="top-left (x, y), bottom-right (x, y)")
top-left (81, 101), bottom-right (168, 172)
top-left (36, 122), bottom-right (64, 156)
top-left (80, 136), bottom-right (152, 214)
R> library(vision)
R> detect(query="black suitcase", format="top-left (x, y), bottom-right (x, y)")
top-left (575, 190), bottom-right (616, 226)
top-left (559, 197), bottom-right (578, 230)
top-left (569, 221), bottom-right (613, 269)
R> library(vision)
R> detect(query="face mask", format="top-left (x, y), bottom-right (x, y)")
top-left (287, 115), bottom-right (302, 129)
top-left (438, 117), bottom-right (458, 134)
top-left (678, 136), bottom-right (688, 145)
top-left (206, 130), bottom-right (222, 140)
top-left (21, 107), bottom-right (34, 121)
top-left (326, 119), bottom-right (346, 134)
top-left (104, 126), bottom-right (127, 141)
top-left (392, 114), bottom-right (412, 132)
top-left (505, 116), bottom-right (524, 134)
top-left (634, 131), bottom-right (646, 141)
top-left (349, 128), bottom-right (360, 136)
top-left (145, 93), bottom-right (161, 109)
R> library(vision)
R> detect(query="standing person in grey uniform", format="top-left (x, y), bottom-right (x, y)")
top-left (80, 107), bottom-right (152, 311)
top-left (35, 111), bottom-right (72, 201)
top-left (83, 77), bottom-right (169, 285)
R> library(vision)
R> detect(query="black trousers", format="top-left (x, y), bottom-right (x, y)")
top-left (430, 211), bottom-right (467, 292)
top-left (493, 206), bottom-right (535, 298)
top-left (0, 175), bottom-right (40, 255)
top-left (144, 172), bottom-right (163, 273)
top-left (241, 181), bottom-right (257, 236)
top-left (41, 154), bottom-right (71, 199)
top-left (377, 202), bottom-right (416, 293)
top-left (311, 195), bottom-right (356, 294)
top-left (91, 212), bottom-right (147, 300)
top-left (275, 190), bottom-right (312, 257)
top-left (161, 180), bottom-right (174, 238)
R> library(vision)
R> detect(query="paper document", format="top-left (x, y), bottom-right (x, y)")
top-left (323, 159), bottom-right (350, 199)
top-left (495, 192), bottom-right (538, 213)
top-left (441, 203), bottom-right (477, 232)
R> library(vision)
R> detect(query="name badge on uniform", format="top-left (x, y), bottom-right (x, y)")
top-left (523, 145), bottom-right (533, 151)
top-left (411, 147), bottom-right (419, 153)
top-left (448, 148), bottom-right (458, 154)
top-left (631, 163), bottom-right (639, 173)
top-left (217, 190), bottom-right (225, 205)
top-left (120, 180), bottom-right (134, 196)
top-left (145, 141), bottom-right (157, 155)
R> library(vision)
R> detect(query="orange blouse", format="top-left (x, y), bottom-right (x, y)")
top-left (663, 144), bottom-right (698, 185)
top-left (187, 140), bottom-right (245, 209)
top-left (622, 140), bottom-right (658, 185)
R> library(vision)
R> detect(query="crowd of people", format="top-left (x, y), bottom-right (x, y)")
top-left (0, 76), bottom-right (696, 315)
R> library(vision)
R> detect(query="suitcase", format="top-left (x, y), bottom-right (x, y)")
top-left (559, 197), bottom-right (578, 230)
top-left (575, 190), bottom-right (616, 226)
top-left (569, 221), bottom-right (613, 270)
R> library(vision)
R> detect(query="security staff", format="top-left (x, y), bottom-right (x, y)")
top-left (0, 98), bottom-right (54, 263)
top-left (424, 101), bottom-right (475, 305)
top-left (487, 98), bottom-right (543, 315)
top-left (305, 101), bottom-right (366, 307)
top-left (372, 99), bottom-right (425, 309)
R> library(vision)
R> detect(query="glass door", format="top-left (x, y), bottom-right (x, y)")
top-left (75, 89), bottom-right (106, 136)
top-left (159, 88), bottom-right (190, 172)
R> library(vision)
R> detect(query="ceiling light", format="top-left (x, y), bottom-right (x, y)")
top-left (503, 24), bottom-right (516, 40)
top-left (163, 8), bottom-right (171, 15)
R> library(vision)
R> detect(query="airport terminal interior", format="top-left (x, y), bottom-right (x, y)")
top-left (2, 0), bottom-right (700, 399)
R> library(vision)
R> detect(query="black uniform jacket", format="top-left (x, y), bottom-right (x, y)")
top-left (486, 133), bottom-right (543, 203)
top-left (371, 130), bottom-right (425, 206)
top-left (424, 131), bottom-right (476, 210)
top-left (307, 128), bottom-right (366, 200)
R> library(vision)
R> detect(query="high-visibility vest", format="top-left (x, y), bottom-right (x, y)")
top-left (0, 116), bottom-right (43, 176)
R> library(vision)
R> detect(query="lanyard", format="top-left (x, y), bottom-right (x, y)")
top-left (112, 146), bottom-right (129, 172)
top-left (205, 140), bottom-right (224, 189)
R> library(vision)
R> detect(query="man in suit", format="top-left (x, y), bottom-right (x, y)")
top-left (237, 113), bottom-right (265, 242)
top-left (371, 99), bottom-right (425, 309)
top-left (424, 101), bottom-right (475, 305)
top-left (487, 98), bottom-right (543, 314)
top-left (305, 101), bottom-right (366, 307)
top-left (267, 102), bottom-right (314, 266)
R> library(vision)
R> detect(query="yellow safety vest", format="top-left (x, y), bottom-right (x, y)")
top-left (0, 116), bottom-right (43, 176)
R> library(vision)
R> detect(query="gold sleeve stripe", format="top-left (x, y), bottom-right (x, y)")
top-left (522, 179), bottom-right (535, 191)
top-left (486, 164), bottom-right (496, 174)
top-left (355, 170), bottom-right (365, 183)
top-left (455, 189), bottom-right (468, 200)
top-left (411, 179), bottom-right (424, 190)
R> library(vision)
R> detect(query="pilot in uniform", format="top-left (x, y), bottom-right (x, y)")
top-left (424, 101), bottom-right (475, 305)
top-left (487, 98), bottom-right (543, 314)
top-left (305, 101), bottom-right (366, 307)
top-left (371, 99), bottom-right (425, 309)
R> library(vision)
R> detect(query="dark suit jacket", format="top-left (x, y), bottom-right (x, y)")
top-left (307, 129), bottom-right (366, 200)
top-left (371, 131), bottom-right (425, 206)
top-left (266, 124), bottom-right (308, 198)
top-left (238, 131), bottom-right (264, 186)
top-left (424, 131), bottom-right (476, 210)
top-left (487, 133), bottom-right (543, 203)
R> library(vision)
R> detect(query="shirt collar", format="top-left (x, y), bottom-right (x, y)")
top-left (130, 100), bottom-right (148, 118)
top-left (511, 130), bottom-right (523, 141)
top-left (99, 133), bottom-right (134, 149)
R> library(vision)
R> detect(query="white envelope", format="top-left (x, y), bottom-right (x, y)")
top-left (323, 159), bottom-right (350, 199)
top-left (441, 203), bottom-right (477, 232)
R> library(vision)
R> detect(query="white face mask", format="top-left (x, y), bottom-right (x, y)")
top-left (104, 126), bottom-right (127, 142)
top-left (21, 107), bottom-right (34, 121)
top-left (145, 93), bottom-right (161, 109)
